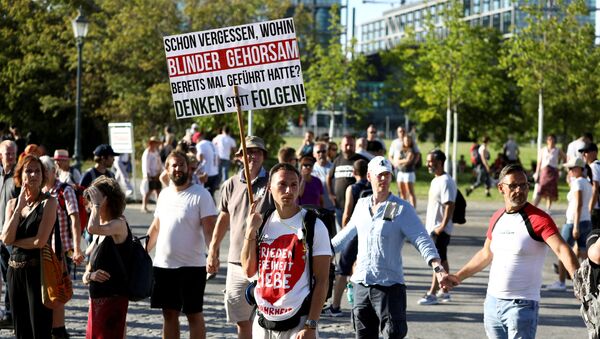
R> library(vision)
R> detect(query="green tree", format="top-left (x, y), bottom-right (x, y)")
top-left (501, 0), bottom-right (599, 149)
top-left (304, 4), bottom-right (371, 136)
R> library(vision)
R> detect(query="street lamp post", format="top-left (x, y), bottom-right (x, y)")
top-left (71, 9), bottom-right (89, 170)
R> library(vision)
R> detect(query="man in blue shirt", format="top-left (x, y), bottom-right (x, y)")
top-left (332, 156), bottom-right (450, 338)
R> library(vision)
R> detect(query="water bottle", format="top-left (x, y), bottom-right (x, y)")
top-left (346, 282), bottom-right (354, 305)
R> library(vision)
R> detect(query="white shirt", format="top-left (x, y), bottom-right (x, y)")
top-left (566, 177), bottom-right (592, 223)
top-left (540, 147), bottom-right (560, 169)
top-left (255, 209), bottom-right (331, 321)
top-left (426, 173), bottom-right (457, 234)
top-left (589, 160), bottom-right (600, 209)
top-left (503, 139), bottom-right (519, 161)
top-left (567, 138), bottom-right (586, 162)
top-left (196, 140), bottom-right (219, 176)
top-left (153, 184), bottom-right (218, 268)
top-left (141, 148), bottom-right (162, 178)
top-left (312, 162), bottom-right (334, 210)
top-left (213, 133), bottom-right (237, 160)
top-left (389, 138), bottom-right (420, 163)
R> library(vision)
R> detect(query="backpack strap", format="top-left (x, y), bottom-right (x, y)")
top-left (304, 209), bottom-right (317, 292)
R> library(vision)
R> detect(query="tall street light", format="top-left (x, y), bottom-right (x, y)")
top-left (71, 9), bottom-right (89, 170)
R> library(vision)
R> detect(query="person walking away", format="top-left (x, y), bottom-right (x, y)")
top-left (81, 177), bottom-right (130, 338)
top-left (40, 156), bottom-right (84, 339)
top-left (212, 126), bottom-right (237, 183)
top-left (533, 134), bottom-right (566, 212)
top-left (146, 151), bottom-right (217, 339)
top-left (1, 155), bottom-right (57, 338)
top-left (331, 156), bottom-right (450, 338)
top-left (418, 150), bottom-right (457, 305)
top-left (466, 136), bottom-right (492, 197)
top-left (446, 164), bottom-right (580, 338)
top-left (241, 163), bottom-right (332, 338)
top-left (196, 133), bottom-right (220, 197)
top-left (547, 158), bottom-right (593, 291)
top-left (206, 136), bottom-right (270, 339)
top-left (140, 136), bottom-right (163, 213)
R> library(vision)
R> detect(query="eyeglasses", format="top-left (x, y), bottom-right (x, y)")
top-left (316, 150), bottom-right (327, 154)
top-left (302, 164), bottom-right (313, 168)
top-left (501, 183), bottom-right (528, 191)
top-left (368, 131), bottom-right (376, 134)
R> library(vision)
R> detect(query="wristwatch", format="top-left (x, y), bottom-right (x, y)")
top-left (304, 319), bottom-right (318, 329)
top-left (434, 265), bottom-right (446, 274)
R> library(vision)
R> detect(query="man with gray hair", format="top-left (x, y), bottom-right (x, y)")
top-left (0, 140), bottom-right (17, 328)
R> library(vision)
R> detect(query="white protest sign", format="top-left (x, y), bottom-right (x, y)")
top-left (164, 18), bottom-right (305, 119)
top-left (108, 122), bottom-right (134, 154)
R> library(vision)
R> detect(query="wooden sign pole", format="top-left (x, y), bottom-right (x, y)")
top-left (233, 85), bottom-right (255, 204)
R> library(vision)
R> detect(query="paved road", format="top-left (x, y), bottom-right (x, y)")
top-left (0, 200), bottom-right (587, 338)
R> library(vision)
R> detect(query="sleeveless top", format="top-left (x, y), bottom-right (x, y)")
top-left (540, 147), bottom-right (559, 169)
top-left (11, 195), bottom-right (50, 262)
top-left (399, 150), bottom-right (415, 172)
top-left (89, 223), bottom-right (132, 298)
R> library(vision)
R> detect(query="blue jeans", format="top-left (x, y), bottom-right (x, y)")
top-left (484, 294), bottom-right (539, 339)
top-left (353, 283), bottom-right (408, 339)
top-left (219, 159), bottom-right (231, 182)
top-left (561, 220), bottom-right (592, 249)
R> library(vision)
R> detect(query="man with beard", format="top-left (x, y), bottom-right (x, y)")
top-left (146, 151), bottom-right (217, 339)
top-left (447, 164), bottom-right (579, 338)
top-left (207, 136), bottom-right (270, 339)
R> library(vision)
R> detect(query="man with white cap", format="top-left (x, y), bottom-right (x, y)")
top-left (53, 149), bottom-right (81, 186)
top-left (331, 156), bottom-right (450, 338)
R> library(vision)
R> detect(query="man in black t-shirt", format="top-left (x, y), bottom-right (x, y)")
top-left (79, 144), bottom-right (117, 188)
top-left (326, 135), bottom-right (367, 228)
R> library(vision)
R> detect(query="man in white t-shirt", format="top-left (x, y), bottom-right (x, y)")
top-left (241, 163), bottom-right (332, 338)
top-left (196, 133), bottom-right (220, 197)
top-left (447, 164), bottom-right (579, 338)
top-left (581, 143), bottom-right (600, 230)
top-left (418, 150), bottom-right (457, 306)
top-left (566, 133), bottom-right (592, 162)
top-left (311, 142), bottom-right (334, 211)
top-left (212, 126), bottom-right (237, 183)
top-left (146, 151), bottom-right (218, 339)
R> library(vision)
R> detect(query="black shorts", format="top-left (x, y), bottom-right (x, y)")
top-left (337, 235), bottom-right (358, 276)
top-left (151, 266), bottom-right (207, 314)
top-left (148, 178), bottom-right (161, 191)
top-left (430, 231), bottom-right (451, 262)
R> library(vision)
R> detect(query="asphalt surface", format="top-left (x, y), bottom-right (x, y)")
top-left (0, 198), bottom-right (587, 338)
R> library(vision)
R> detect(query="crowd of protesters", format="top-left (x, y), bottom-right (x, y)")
top-left (0, 122), bottom-right (597, 338)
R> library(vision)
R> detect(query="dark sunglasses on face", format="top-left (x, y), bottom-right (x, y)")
top-left (316, 150), bottom-right (327, 154)
top-left (302, 163), bottom-right (313, 168)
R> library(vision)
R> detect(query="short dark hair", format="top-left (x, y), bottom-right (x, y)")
top-left (428, 149), bottom-right (446, 163)
top-left (498, 164), bottom-right (527, 182)
top-left (354, 159), bottom-right (368, 177)
top-left (269, 162), bottom-right (300, 181)
top-left (278, 147), bottom-right (296, 164)
top-left (166, 150), bottom-right (189, 168)
top-left (14, 154), bottom-right (46, 188)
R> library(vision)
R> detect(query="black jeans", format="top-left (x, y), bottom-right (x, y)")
top-left (353, 283), bottom-right (408, 339)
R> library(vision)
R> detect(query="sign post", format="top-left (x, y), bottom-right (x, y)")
top-left (163, 18), bottom-right (306, 203)
top-left (108, 122), bottom-right (137, 201)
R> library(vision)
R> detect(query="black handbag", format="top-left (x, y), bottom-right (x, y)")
top-left (113, 225), bottom-right (153, 301)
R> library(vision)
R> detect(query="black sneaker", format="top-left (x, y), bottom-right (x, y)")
top-left (321, 305), bottom-right (343, 317)
top-left (0, 316), bottom-right (13, 330)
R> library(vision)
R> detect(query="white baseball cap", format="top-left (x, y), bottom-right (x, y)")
top-left (368, 156), bottom-right (392, 176)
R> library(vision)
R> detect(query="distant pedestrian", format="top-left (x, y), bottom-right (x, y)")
top-left (212, 126), bottom-right (237, 183)
top-left (196, 132), bottom-right (220, 197)
top-left (298, 155), bottom-right (323, 206)
top-left (113, 153), bottom-right (133, 198)
top-left (365, 124), bottom-right (385, 157)
top-left (80, 144), bottom-right (117, 189)
top-left (580, 143), bottom-right (600, 230)
top-left (567, 132), bottom-right (593, 162)
top-left (312, 142), bottom-right (335, 211)
top-left (418, 150), bottom-right (456, 306)
top-left (503, 136), bottom-right (520, 165)
top-left (466, 136), bottom-right (492, 197)
top-left (394, 135), bottom-right (417, 207)
top-left (53, 149), bottom-right (81, 186)
top-left (297, 130), bottom-right (315, 158)
top-left (533, 134), bottom-right (566, 212)
top-left (82, 177), bottom-right (130, 339)
top-left (278, 146), bottom-right (297, 167)
top-left (327, 141), bottom-right (338, 163)
top-left (355, 137), bottom-right (374, 161)
top-left (140, 136), bottom-right (163, 213)
top-left (146, 151), bottom-right (217, 339)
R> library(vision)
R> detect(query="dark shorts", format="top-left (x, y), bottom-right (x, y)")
top-left (353, 283), bottom-right (408, 339)
top-left (592, 209), bottom-right (600, 230)
top-left (151, 266), bottom-right (207, 314)
top-left (430, 231), bottom-right (451, 262)
top-left (148, 178), bottom-right (161, 191)
top-left (337, 235), bottom-right (358, 276)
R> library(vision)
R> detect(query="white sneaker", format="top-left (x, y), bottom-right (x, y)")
top-left (546, 280), bottom-right (566, 291)
top-left (436, 291), bottom-right (451, 303)
top-left (417, 294), bottom-right (439, 305)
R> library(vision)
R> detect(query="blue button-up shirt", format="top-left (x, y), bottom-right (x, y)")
top-left (332, 193), bottom-right (440, 286)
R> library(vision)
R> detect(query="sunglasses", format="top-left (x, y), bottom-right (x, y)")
top-left (301, 163), bottom-right (314, 168)
top-left (316, 150), bottom-right (327, 154)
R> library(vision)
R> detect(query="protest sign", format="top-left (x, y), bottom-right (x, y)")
top-left (164, 18), bottom-right (305, 119)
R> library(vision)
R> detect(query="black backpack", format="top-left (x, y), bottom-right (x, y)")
top-left (113, 226), bottom-right (154, 301)
top-left (452, 189), bottom-right (467, 224)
